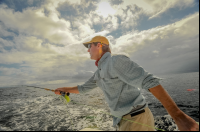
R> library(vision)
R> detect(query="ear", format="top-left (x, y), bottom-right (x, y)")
top-left (98, 43), bottom-right (102, 47)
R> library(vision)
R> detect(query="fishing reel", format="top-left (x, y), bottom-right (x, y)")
top-left (60, 91), bottom-right (70, 103)
top-left (60, 91), bottom-right (70, 96)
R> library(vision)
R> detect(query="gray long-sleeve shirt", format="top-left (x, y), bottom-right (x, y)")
top-left (77, 52), bottom-right (163, 127)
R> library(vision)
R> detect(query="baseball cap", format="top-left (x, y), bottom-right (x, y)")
top-left (83, 36), bottom-right (109, 48)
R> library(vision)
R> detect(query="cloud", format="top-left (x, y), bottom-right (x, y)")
top-left (0, 0), bottom-right (198, 87)
top-left (111, 12), bottom-right (199, 75)
top-left (112, 0), bottom-right (195, 19)
top-left (96, 1), bottom-right (116, 17)
top-left (0, 0), bottom-right (111, 87)
top-left (173, 12), bottom-right (199, 37)
top-left (113, 12), bottom-right (199, 53)
top-left (0, 38), bottom-right (15, 49)
top-left (0, 3), bottom-right (78, 46)
top-left (0, 23), bottom-right (16, 37)
top-left (65, 0), bottom-right (82, 5)
top-left (145, 0), bottom-right (196, 19)
top-left (0, 66), bottom-right (33, 86)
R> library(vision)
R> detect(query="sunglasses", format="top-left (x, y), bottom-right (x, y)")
top-left (88, 43), bottom-right (91, 49)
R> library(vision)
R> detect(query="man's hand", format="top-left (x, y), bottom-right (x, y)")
top-left (54, 86), bottom-right (79, 95)
top-left (149, 85), bottom-right (199, 131)
top-left (174, 111), bottom-right (199, 131)
top-left (54, 88), bottom-right (68, 95)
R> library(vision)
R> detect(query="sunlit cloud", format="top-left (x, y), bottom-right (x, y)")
top-left (112, 12), bottom-right (199, 54)
top-left (0, 0), bottom-right (198, 87)
top-left (96, 1), bottom-right (116, 17)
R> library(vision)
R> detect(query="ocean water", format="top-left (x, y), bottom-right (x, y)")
top-left (0, 72), bottom-right (199, 131)
top-left (149, 72), bottom-right (199, 121)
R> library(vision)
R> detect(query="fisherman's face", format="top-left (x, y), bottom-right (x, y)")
top-left (88, 43), bottom-right (102, 60)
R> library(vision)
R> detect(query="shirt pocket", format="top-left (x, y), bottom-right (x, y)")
top-left (101, 70), bottom-right (119, 88)
top-left (104, 77), bottom-right (119, 86)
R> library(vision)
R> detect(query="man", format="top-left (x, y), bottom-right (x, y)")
top-left (55, 36), bottom-right (199, 131)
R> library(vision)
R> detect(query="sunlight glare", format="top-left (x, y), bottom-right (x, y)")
top-left (97, 1), bottom-right (116, 17)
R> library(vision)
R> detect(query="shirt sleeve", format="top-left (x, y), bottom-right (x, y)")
top-left (112, 55), bottom-right (164, 92)
top-left (77, 73), bottom-right (98, 94)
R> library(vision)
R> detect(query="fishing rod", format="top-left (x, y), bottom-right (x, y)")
top-left (24, 85), bottom-right (71, 103)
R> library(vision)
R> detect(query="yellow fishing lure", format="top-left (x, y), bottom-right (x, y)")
top-left (64, 94), bottom-right (71, 103)
top-left (60, 91), bottom-right (70, 103)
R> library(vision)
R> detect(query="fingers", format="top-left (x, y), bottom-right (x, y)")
top-left (54, 89), bottom-right (62, 95)
top-left (54, 88), bottom-right (68, 95)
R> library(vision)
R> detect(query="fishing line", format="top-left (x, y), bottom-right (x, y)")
top-left (25, 85), bottom-right (166, 131)
top-left (27, 85), bottom-right (194, 131)
top-left (25, 86), bottom-right (75, 130)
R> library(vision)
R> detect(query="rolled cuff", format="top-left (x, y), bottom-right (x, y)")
top-left (142, 77), bottom-right (163, 92)
top-left (77, 85), bottom-right (85, 94)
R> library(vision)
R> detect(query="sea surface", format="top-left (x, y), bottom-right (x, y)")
top-left (0, 72), bottom-right (199, 131)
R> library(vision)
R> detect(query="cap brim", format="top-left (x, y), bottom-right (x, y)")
top-left (83, 41), bottom-right (92, 48)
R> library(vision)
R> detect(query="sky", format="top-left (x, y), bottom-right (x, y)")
top-left (0, 0), bottom-right (199, 88)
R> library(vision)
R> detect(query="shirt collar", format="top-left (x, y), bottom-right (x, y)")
top-left (95, 52), bottom-right (111, 67)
